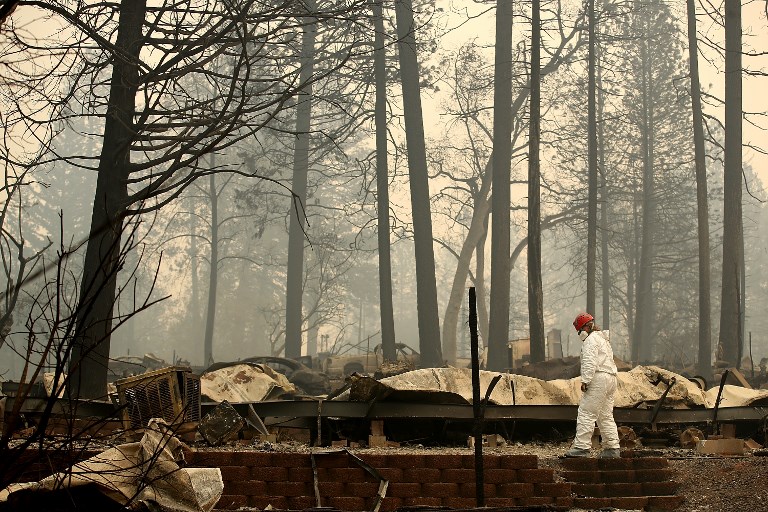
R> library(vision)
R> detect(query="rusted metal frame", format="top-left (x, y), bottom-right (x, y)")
top-left (241, 401), bottom-right (574, 420)
top-left (618, 406), bottom-right (768, 424)
top-left (309, 449), bottom-right (389, 512)
top-left (325, 381), bottom-right (352, 400)
top-left (8, 397), bottom-right (768, 426)
top-left (245, 403), bottom-right (269, 436)
top-left (507, 376), bottom-right (517, 440)
top-left (310, 451), bottom-right (321, 508)
top-left (482, 376), bottom-right (504, 415)
top-left (712, 370), bottom-right (730, 434)
top-left (649, 376), bottom-right (677, 427)
top-left (343, 448), bottom-right (389, 512)
top-left (239, 401), bottom-right (768, 424)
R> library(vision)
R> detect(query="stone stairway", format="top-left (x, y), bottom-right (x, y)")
top-left (558, 455), bottom-right (685, 511)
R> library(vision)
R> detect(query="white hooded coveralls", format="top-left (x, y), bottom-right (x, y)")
top-left (573, 329), bottom-right (620, 451)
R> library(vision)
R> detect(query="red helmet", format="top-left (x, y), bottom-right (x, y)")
top-left (573, 313), bottom-right (594, 332)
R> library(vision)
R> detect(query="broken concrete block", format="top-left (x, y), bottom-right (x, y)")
top-left (486, 434), bottom-right (504, 447)
top-left (696, 438), bottom-right (745, 455)
top-left (198, 400), bottom-right (244, 446)
top-left (720, 423), bottom-right (737, 438)
top-left (679, 427), bottom-right (704, 449)
top-left (259, 433), bottom-right (277, 443)
top-left (744, 438), bottom-right (762, 450)
top-left (369, 435), bottom-right (388, 447)
top-left (370, 420), bottom-right (385, 436)
top-left (467, 434), bottom-right (504, 448)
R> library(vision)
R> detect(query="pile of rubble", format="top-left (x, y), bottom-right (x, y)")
top-left (337, 364), bottom-right (768, 409)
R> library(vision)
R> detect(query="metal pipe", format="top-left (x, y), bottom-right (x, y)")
top-left (649, 377), bottom-right (676, 425)
top-left (712, 369), bottom-right (730, 433)
top-left (469, 287), bottom-right (484, 506)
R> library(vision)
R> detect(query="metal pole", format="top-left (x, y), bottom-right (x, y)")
top-left (712, 369), bottom-right (729, 435)
top-left (469, 287), bottom-right (484, 506)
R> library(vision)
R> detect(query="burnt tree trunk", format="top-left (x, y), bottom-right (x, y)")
top-left (686, 0), bottom-right (712, 379)
top-left (633, 27), bottom-right (656, 363)
top-left (476, 214), bottom-right (490, 348)
top-left (394, 0), bottom-right (442, 367)
top-left (372, 0), bottom-right (397, 362)
top-left (598, 58), bottom-right (611, 330)
top-left (528, 0), bottom-right (545, 363)
top-left (69, 0), bottom-right (147, 399)
top-left (718, 0), bottom-right (742, 365)
top-left (203, 171), bottom-right (219, 367)
top-left (284, 1), bottom-right (317, 359)
top-left (189, 196), bottom-right (203, 358)
top-left (586, 0), bottom-right (598, 317)
top-left (487, 0), bottom-right (514, 371)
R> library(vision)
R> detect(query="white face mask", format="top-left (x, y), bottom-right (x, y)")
top-left (579, 330), bottom-right (589, 341)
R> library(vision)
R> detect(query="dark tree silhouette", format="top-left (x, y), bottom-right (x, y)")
top-left (487, 0), bottom-right (514, 372)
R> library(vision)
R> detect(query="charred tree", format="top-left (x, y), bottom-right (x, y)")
top-left (631, 3), bottom-right (657, 363)
top-left (203, 171), bottom-right (219, 367)
top-left (586, 0), bottom-right (598, 317)
top-left (598, 59), bottom-right (611, 330)
top-left (394, 0), bottom-right (442, 367)
top-left (372, 0), bottom-right (397, 362)
top-left (528, 0), bottom-right (545, 363)
top-left (686, 0), bottom-right (712, 379)
top-left (69, 0), bottom-right (147, 398)
top-left (487, 0), bottom-right (514, 372)
top-left (718, 0), bottom-right (743, 365)
top-left (284, 1), bottom-right (318, 359)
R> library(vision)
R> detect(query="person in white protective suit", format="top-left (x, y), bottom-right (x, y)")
top-left (564, 313), bottom-right (621, 458)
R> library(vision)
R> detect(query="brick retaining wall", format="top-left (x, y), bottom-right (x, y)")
top-left (188, 450), bottom-right (685, 512)
top-left (186, 451), bottom-right (572, 511)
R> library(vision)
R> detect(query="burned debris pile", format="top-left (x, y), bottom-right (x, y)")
top-left (2, 356), bottom-right (768, 511)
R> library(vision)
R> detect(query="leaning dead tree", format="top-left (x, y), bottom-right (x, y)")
top-left (1, 0), bottom-right (369, 398)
